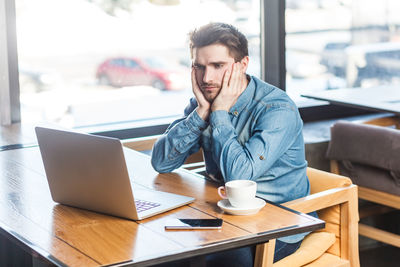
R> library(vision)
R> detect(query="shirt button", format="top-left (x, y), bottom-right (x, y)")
top-left (259, 155), bottom-right (265, 160)
top-left (233, 111), bottom-right (239, 116)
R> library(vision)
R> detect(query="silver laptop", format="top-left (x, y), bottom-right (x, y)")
top-left (35, 126), bottom-right (195, 220)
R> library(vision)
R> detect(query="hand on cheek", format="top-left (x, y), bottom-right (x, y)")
top-left (211, 62), bottom-right (245, 112)
top-left (191, 67), bottom-right (211, 121)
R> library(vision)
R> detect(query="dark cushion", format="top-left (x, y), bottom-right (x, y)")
top-left (326, 121), bottom-right (400, 194)
top-left (327, 121), bottom-right (400, 173)
top-left (337, 160), bottom-right (400, 196)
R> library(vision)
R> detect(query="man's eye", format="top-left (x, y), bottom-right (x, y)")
top-left (215, 64), bottom-right (224, 69)
top-left (194, 65), bottom-right (204, 70)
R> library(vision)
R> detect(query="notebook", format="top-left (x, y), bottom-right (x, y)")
top-left (35, 126), bottom-right (195, 220)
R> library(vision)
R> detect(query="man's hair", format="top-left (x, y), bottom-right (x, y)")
top-left (189, 22), bottom-right (248, 62)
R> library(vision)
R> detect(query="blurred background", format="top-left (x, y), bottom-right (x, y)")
top-left (14, 0), bottom-right (400, 128)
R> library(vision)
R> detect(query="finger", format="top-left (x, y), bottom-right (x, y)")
top-left (227, 63), bottom-right (235, 88)
top-left (230, 63), bottom-right (241, 93)
top-left (221, 65), bottom-right (231, 92)
top-left (191, 67), bottom-right (203, 98)
top-left (237, 63), bottom-right (245, 89)
top-left (191, 67), bottom-right (199, 91)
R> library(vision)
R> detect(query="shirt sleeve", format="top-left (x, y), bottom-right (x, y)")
top-left (151, 99), bottom-right (208, 173)
top-left (209, 105), bottom-right (302, 182)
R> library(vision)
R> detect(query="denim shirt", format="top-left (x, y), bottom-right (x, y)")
top-left (151, 76), bottom-right (311, 243)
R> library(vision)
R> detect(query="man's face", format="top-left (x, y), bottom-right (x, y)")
top-left (193, 44), bottom-right (236, 102)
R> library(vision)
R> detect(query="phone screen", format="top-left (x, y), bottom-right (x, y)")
top-left (164, 218), bottom-right (223, 230)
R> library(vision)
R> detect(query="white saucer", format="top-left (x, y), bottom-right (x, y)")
top-left (217, 198), bottom-right (266, 216)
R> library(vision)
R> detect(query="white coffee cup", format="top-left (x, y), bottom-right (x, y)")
top-left (218, 180), bottom-right (257, 208)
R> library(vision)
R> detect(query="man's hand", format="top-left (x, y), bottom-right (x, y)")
top-left (191, 67), bottom-right (211, 121)
top-left (211, 62), bottom-right (245, 112)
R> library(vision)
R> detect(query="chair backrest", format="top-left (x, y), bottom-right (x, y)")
top-left (267, 168), bottom-right (359, 267)
top-left (326, 119), bottom-right (400, 250)
top-left (122, 135), bottom-right (160, 153)
top-left (326, 121), bottom-right (400, 197)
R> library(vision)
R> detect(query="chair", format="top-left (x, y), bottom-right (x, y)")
top-left (362, 115), bottom-right (400, 129)
top-left (254, 167), bottom-right (359, 267)
top-left (326, 119), bottom-right (400, 249)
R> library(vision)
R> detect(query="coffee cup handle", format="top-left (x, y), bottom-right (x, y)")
top-left (218, 186), bottom-right (227, 199)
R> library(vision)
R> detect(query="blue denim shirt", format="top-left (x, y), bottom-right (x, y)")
top-left (151, 76), bottom-right (311, 243)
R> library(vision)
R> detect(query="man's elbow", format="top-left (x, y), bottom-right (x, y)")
top-left (151, 156), bottom-right (172, 173)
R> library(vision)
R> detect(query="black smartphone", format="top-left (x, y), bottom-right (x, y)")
top-left (164, 218), bottom-right (223, 230)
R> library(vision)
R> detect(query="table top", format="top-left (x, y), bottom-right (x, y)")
top-left (301, 85), bottom-right (400, 115)
top-left (0, 126), bottom-right (324, 267)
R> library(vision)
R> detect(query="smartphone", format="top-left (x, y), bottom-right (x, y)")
top-left (164, 218), bottom-right (223, 230)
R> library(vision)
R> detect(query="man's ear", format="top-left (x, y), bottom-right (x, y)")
top-left (240, 56), bottom-right (249, 73)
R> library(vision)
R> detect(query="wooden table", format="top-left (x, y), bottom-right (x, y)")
top-left (301, 85), bottom-right (400, 115)
top-left (0, 125), bottom-right (324, 266)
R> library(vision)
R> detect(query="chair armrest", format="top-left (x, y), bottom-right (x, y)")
top-left (307, 167), bottom-right (352, 193)
top-left (284, 185), bottom-right (357, 218)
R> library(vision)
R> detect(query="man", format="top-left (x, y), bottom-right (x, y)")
top-left (151, 22), bottom-right (311, 266)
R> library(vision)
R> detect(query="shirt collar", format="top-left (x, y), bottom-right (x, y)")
top-left (229, 75), bottom-right (255, 115)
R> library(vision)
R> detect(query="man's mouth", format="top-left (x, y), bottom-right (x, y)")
top-left (202, 84), bottom-right (219, 91)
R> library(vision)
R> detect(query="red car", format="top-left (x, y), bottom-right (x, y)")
top-left (96, 57), bottom-right (188, 91)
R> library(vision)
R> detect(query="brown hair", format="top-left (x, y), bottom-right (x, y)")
top-left (189, 22), bottom-right (248, 62)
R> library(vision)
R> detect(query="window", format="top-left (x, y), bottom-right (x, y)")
top-left (4, 1), bottom-right (399, 134)
top-left (285, 0), bottom-right (400, 108)
top-left (12, 0), bottom-right (261, 131)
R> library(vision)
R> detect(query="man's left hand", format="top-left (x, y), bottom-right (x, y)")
top-left (211, 62), bottom-right (246, 112)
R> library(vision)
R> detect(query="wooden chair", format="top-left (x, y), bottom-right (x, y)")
top-left (254, 167), bottom-right (359, 267)
top-left (326, 117), bottom-right (400, 249)
top-left (362, 115), bottom-right (400, 129)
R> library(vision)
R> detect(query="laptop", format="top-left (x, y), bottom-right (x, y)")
top-left (35, 126), bottom-right (195, 220)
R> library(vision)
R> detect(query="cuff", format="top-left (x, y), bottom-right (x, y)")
top-left (186, 109), bottom-right (208, 134)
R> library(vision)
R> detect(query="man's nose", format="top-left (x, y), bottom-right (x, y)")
top-left (202, 67), bottom-right (214, 84)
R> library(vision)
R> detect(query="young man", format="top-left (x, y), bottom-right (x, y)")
top-left (151, 23), bottom-right (311, 266)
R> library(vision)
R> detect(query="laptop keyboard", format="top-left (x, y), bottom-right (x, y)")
top-left (135, 199), bottom-right (161, 213)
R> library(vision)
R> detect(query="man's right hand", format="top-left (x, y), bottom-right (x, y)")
top-left (191, 67), bottom-right (210, 121)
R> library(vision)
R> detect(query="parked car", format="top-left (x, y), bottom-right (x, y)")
top-left (321, 42), bottom-right (400, 87)
top-left (346, 42), bottom-right (400, 86)
top-left (320, 42), bottom-right (350, 77)
top-left (95, 56), bottom-right (188, 90)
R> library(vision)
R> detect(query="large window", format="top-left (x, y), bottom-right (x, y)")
top-left (3, 0), bottom-right (400, 133)
top-left (14, 0), bottom-right (261, 129)
top-left (286, 0), bottom-right (400, 106)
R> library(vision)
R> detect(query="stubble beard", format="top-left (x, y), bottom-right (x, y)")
top-left (201, 83), bottom-right (221, 103)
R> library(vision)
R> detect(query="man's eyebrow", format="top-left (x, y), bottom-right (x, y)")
top-left (211, 61), bottom-right (227, 65)
top-left (194, 61), bottom-right (227, 66)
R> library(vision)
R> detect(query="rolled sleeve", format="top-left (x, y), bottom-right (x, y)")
top-left (151, 101), bottom-right (208, 173)
top-left (187, 109), bottom-right (208, 134)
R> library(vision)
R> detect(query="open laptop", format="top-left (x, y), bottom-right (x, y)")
top-left (35, 126), bottom-right (195, 220)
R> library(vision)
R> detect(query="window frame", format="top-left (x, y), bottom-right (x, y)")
top-left (0, 0), bottom-right (20, 125)
top-left (1, 0), bottom-right (370, 135)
